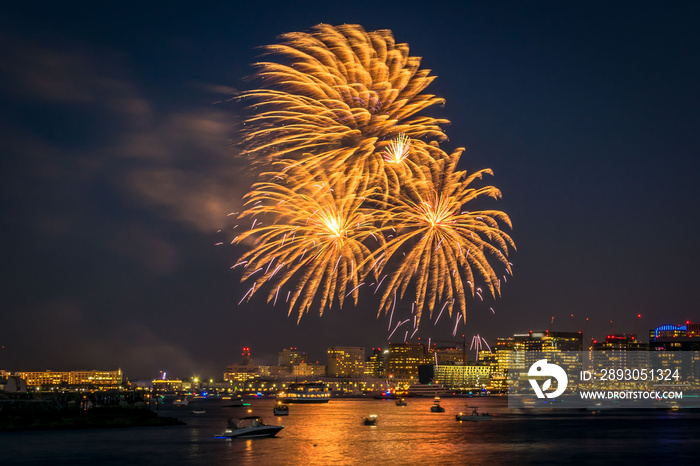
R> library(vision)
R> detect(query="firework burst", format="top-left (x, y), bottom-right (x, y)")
top-left (232, 24), bottom-right (515, 329)
top-left (234, 163), bottom-right (379, 321)
top-left (367, 149), bottom-right (515, 325)
top-left (239, 23), bottom-right (451, 196)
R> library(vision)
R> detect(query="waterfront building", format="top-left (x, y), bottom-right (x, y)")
top-left (327, 346), bottom-right (365, 377)
top-left (17, 369), bottom-right (123, 387)
top-left (432, 363), bottom-right (491, 390)
top-left (387, 343), bottom-right (430, 378)
top-left (224, 346), bottom-right (259, 383)
top-left (152, 378), bottom-right (183, 393)
top-left (292, 362), bottom-right (326, 377)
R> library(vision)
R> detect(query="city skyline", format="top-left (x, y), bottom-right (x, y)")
top-left (6, 321), bottom-right (696, 381)
top-left (2, 2), bottom-right (699, 380)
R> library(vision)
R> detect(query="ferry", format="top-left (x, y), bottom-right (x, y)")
top-left (407, 382), bottom-right (450, 397)
top-left (276, 382), bottom-right (331, 403)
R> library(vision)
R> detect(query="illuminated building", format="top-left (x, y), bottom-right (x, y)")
top-left (18, 369), bottom-right (123, 387)
top-left (291, 362), bottom-right (326, 377)
top-left (433, 363), bottom-right (491, 390)
top-left (649, 323), bottom-right (700, 351)
top-left (152, 378), bottom-right (183, 393)
top-left (513, 331), bottom-right (582, 351)
top-left (224, 346), bottom-right (259, 383)
top-left (649, 322), bottom-right (700, 386)
top-left (387, 343), bottom-right (430, 378)
top-left (327, 346), bottom-right (365, 377)
top-left (278, 347), bottom-right (308, 370)
top-left (430, 347), bottom-right (466, 365)
top-left (364, 348), bottom-right (388, 377)
top-left (592, 334), bottom-right (647, 351)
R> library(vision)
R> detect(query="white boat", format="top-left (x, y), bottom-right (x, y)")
top-left (218, 416), bottom-right (284, 439)
top-left (456, 406), bottom-right (493, 421)
top-left (277, 383), bottom-right (330, 403)
top-left (173, 397), bottom-right (189, 407)
top-left (407, 382), bottom-right (450, 397)
top-left (363, 414), bottom-right (378, 426)
top-left (190, 409), bottom-right (206, 414)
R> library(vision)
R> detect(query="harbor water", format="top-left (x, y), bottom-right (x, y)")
top-left (1, 397), bottom-right (699, 465)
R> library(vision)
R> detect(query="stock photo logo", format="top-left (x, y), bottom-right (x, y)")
top-left (528, 359), bottom-right (569, 399)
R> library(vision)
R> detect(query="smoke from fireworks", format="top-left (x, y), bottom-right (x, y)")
top-left (233, 24), bottom-right (515, 327)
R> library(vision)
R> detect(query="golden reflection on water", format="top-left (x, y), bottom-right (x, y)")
top-left (222, 397), bottom-right (505, 465)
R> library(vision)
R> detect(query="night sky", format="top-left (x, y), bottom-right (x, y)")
top-left (2, 2), bottom-right (699, 379)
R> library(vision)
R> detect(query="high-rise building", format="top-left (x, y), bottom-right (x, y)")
top-left (592, 334), bottom-right (647, 351)
top-left (224, 346), bottom-right (258, 383)
top-left (513, 331), bottom-right (582, 351)
top-left (365, 347), bottom-right (388, 377)
top-left (278, 348), bottom-right (308, 368)
top-left (648, 322), bottom-right (700, 386)
top-left (387, 343), bottom-right (430, 378)
top-left (649, 323), bottom-right (700, 350)
top-left (327, 346), bottom-right (365, 377)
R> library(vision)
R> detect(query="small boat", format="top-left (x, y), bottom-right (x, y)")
top-left (218, 416), bottom-right (284, 439)
top-left (190, 409), bottom-right (206, 414)
top-left (223, 397), bottom-right (249, 407)
top-left (456, 406), bottom-right (493, 421)
top-left (173, 397), bottom-right (189, 407)
top-left (273, 402), bottom-right (289, 416)
top-left (396, 398), bottom-right (407, 407)
top-left (430, 396), bottom-right (445, 413)
top-left (363, 414), bottom-right (378, 426)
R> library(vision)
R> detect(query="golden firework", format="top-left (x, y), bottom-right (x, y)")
top-left (239, 24), bottom-right (451, 196)
top-left (367, 149), bottom-right (515, 325)
top-left (233, 24), bottom-right (515, 328)
top-left (234, 163), bottom-right (379, 321)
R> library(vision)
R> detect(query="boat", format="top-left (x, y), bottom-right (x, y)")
top-left (173, 397), bottom-right (189, 407)
top-left (273, 402), bottom-right (289, 416)
top-left (363, 414), bottom-right (378, 426)
top-left (456, 406), bottom-right (493, 421)
top-left (276, 382), bottom-right (330, 403)
top-left (218, 416), bottom-right (284, 439)
top-left (430, 397), bottom-right (445, 413)
top-left (395, 398), bottom-right (407, 407)
top-left (223, 397), bottom-right (249, 408)
top-left (190, 409), bottom-right (206, 414)
top-left (407, 382), bottom-right (450, 397)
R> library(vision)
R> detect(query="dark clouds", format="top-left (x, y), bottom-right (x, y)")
top-left (2, 2), bottom-right (700, 379)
